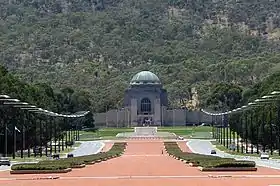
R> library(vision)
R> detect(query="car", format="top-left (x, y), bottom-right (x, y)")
top-left (0, 157), bottom-right (11, 166)
top-left (210, 150), bottom-right (217, 154)
top-left (177, 136), bottom-right (184, 140)
top-left (260, 152), bottom-right (269, 159)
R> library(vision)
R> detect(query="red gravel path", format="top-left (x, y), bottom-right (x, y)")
top-left (1, 139), bottom-right (280, 186)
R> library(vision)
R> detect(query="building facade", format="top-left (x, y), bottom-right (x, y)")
top-left (94, 71), bottom-right (212, 127)
top-left (124, 71), bottom-right (168, 126)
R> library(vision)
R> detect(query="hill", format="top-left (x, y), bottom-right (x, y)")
top-left (1, 0), bottom-right (280, 112)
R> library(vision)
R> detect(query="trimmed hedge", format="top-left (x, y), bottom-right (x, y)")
top-left (164, 142), bottom-right (256, 168)
top-left (11, 142), bottom-right (127, 171)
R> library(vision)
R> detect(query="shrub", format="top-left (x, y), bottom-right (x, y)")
top-left (11, 142), bottom-right (127, 171)
top-left (164, 142), bottom-right (256, 168)
top-left (11, 163), bottom-right (68, 170)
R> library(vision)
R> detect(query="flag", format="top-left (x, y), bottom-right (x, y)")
top-left (15, 126), bottom-right (21, 133)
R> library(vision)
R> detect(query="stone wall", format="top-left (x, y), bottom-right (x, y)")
top-left (94, 108), bottom-right (213, 127)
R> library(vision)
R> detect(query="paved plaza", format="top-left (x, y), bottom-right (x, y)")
top-left (0, 139), bottom-right (280, 186)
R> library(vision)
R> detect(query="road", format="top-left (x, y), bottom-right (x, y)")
top-left (186, 139), bottom-right (280, 170)
top-left (0, 141), bottom-right (104, 171)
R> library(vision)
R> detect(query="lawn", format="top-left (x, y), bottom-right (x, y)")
top-left (79, 126), bottom-right (213, 140)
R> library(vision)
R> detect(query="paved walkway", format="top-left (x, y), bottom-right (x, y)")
top-left (69, 141), bottom-right (104, 157)
top-left (187, 139), bottom-right (280, 170)
top-left (1, 140), bottom-right (280, 186)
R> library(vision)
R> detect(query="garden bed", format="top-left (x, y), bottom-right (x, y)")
top-left (11, 142), bottom-right (127, 174)
top-left (10, 168), bottom-right (72, 174)
top-left (198, 166), bottom-right (257, 171)
top-left (164, 142), bottom-right (256, 171)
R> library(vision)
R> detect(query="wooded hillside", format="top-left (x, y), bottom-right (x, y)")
top-left (1, 0), bottom-right (280, 111)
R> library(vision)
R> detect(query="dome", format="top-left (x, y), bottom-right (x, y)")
top-left (130, 71), bottom-right (161, 85)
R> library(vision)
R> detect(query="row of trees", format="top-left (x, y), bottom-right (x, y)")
top-left (0, 65), bottom-right (94, 155)
top-left (208, 71), bottom-right (280, 154)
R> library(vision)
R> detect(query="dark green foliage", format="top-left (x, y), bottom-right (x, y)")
top-left (164, 142), bottom-right (256, 168)
top-left (11, 163), bottom-right (69, 170)
top-left (206, 83), bottom-right (243, 110)
top-left (1, 0), bottom-right (280, 110)
top-left (0, 65), bottom-right (94, 154)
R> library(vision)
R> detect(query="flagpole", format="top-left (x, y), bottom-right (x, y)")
top-left (13, 126), bottom-right (16, 159)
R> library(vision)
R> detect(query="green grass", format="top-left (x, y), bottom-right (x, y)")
top-left (158, 126), bottom-right (212, 138)
top-left (79, 126), bottom-right (213, 140)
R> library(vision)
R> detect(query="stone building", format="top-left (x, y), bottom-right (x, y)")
top-left (94, 71), bottom-right (212, 127)
top-left (124, 71), bottom-right (168, 126)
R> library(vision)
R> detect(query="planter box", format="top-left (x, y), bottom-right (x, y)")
top-left (10, 168), bottom-right (72, 174)
top-left (198, 167), bottom-right (257, 172)
top-left (72, 164), bottom-right (86, 168)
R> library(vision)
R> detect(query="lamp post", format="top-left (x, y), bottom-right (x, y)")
top-left (231, 107), bottom-right (242, 153)
top-left (226, 111), bottom-right (231, 149)
top-left (240, 105), bottom-right (248, 154)
top-left (211, 113), bottom-right (214, 139)
top-left (247, 102), bottom-right (263, 154)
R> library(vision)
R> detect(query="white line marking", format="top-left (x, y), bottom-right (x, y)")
top-left (58, 175), bottom-right (280, 180)
top-left (2, 174), bottom-right (280, 181)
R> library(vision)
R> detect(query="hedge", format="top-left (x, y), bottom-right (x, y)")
top-left (164, 142), bottom-right (256, 168)
top-left (11, 142), bottom-right (127, 171)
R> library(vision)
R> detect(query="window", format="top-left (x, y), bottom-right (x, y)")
top-left (141, 98), bottom-right (151, 113)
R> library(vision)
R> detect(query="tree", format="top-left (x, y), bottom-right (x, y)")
top-left (206, 83), bottom-right (243, 110)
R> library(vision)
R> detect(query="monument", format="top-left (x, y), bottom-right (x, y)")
top-left (94, 71), bottom-right (213, 127)
top-left (124, 71), bottom-right (168, 126)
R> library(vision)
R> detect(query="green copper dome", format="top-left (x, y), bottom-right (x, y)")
top-left (130, 71), bottom-right (161, 85)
